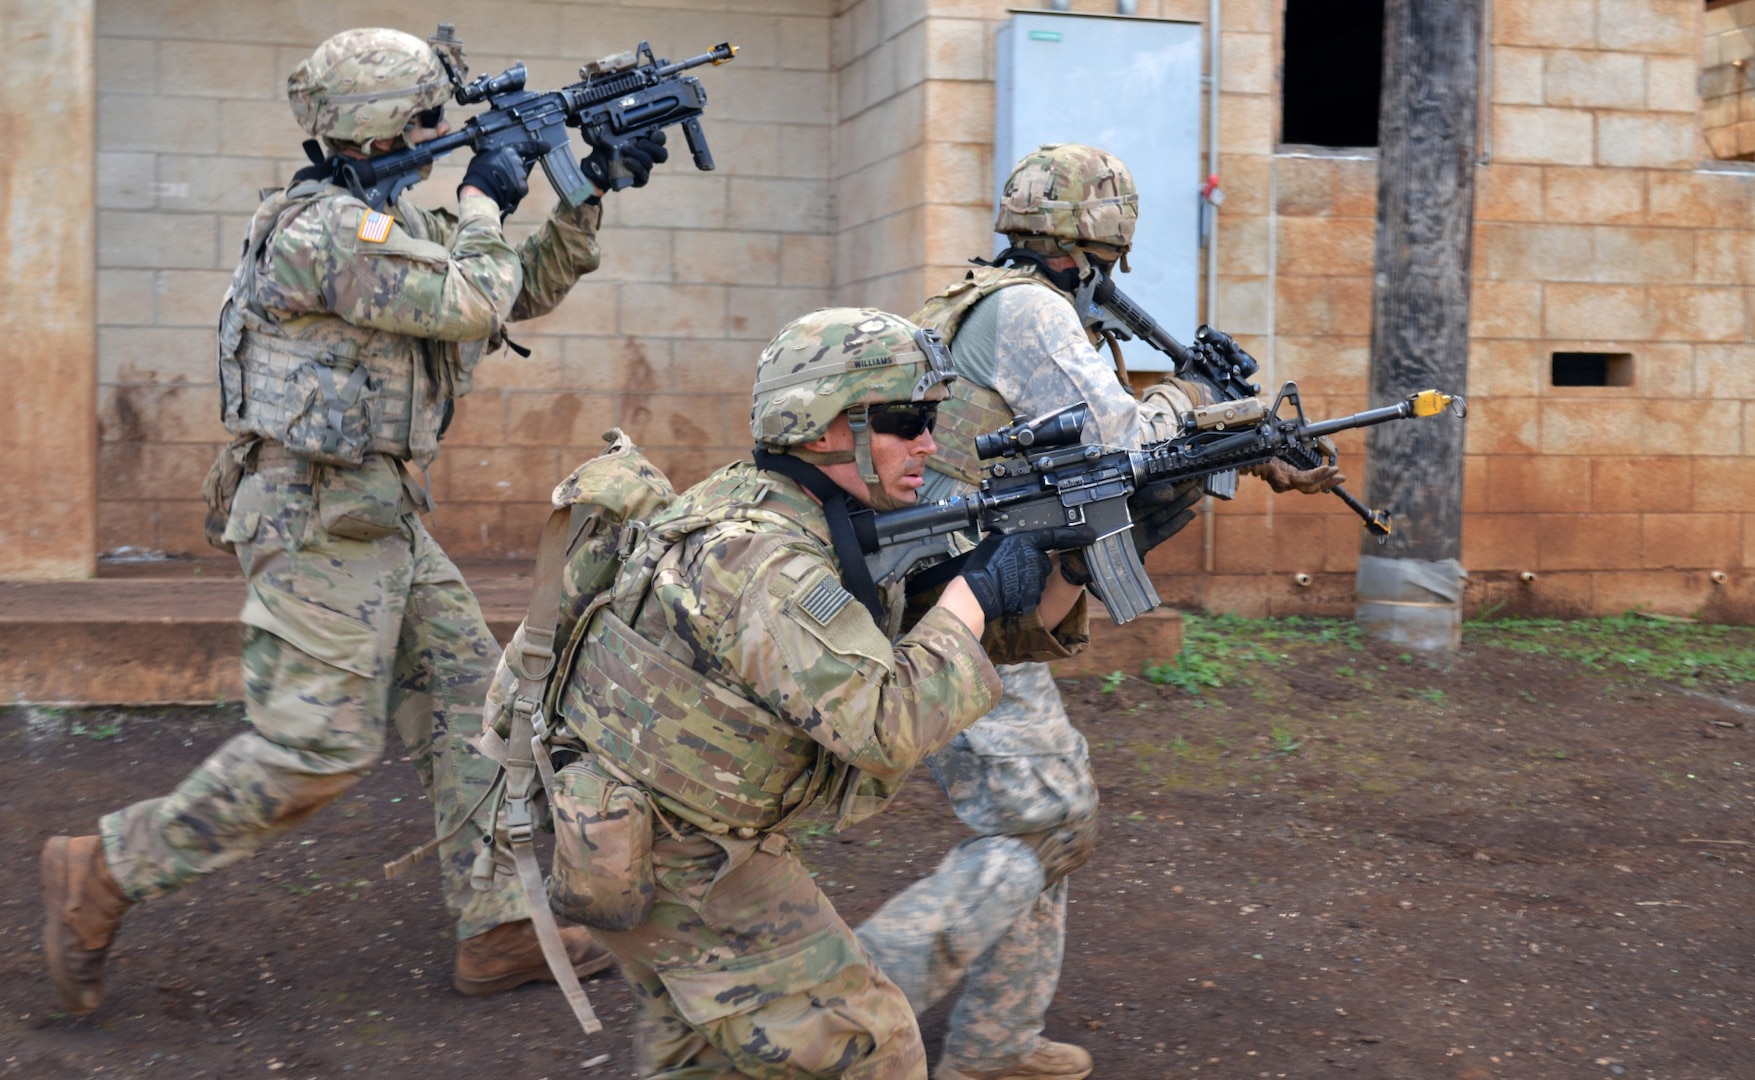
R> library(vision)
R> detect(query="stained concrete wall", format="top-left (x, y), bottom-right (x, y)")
top-left (0, 0), bottom-right (97, 580)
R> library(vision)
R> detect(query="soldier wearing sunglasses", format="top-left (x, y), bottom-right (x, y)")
top-left (545, 307), bottom-right (1097, 1076)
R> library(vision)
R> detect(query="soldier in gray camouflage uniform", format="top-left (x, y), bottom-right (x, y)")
top-left (40, 27), bottom-right (667, 1017)
top-left (855, 144), bottom-right (1342, 1080)
top-left (548, 308), bottom-right (1099, 1078)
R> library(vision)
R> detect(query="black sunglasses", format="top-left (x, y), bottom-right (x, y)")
top-left (866, 401), bottom-right (939, 440)
top-left (412, 103), bottom-right (445, 129)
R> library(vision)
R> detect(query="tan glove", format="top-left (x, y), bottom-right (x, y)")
top-left (1252, 458), bottom-right (1346, 494)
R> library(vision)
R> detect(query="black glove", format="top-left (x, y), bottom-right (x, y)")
top-left (1060, 481), bottom-right (1203, 586)
top-left (581, 130), bottom-right (670, 193)
top-left (959, 527), bottom-right (1088, 622)
top-left (460, 146), bottom-right (531, 214)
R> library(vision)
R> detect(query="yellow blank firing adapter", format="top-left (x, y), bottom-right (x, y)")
top-left (1408, 389), bottom-right (1466, 418)
top-left (714, 43), bottom-right (739, 63)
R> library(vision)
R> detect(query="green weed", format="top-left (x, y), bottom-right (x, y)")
top-left (1099, 670), bottom-right (1126, 694)
top-left (1269, 725), bottom-right (1303, 756)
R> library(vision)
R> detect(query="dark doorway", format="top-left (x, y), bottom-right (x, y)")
top-left (1281, 0), bottom-right (1385, 148)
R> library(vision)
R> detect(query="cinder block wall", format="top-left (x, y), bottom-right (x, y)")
top-left (1704, 0), bottom-right (1755, 159)
top-left (899, 0), bottom-right (1754, 619)
top-left (82, 0), bottom-right (1755, 620)
top-left (94, 0), bottom-right (833, 560)
top-left (1467, 0), bottom-right (1754, 620)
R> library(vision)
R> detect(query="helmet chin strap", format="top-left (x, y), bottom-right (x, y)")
top-left (847, 405), bottom-right (911, 512)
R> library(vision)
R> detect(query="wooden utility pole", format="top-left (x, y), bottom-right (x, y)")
top-left (1355, 0), bottom-right (1482, 651)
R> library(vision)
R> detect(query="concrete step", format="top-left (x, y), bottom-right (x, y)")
top-left (0, 559), bottom-right (1181, 704)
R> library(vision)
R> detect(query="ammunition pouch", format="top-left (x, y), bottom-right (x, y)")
top-left (548, 756), bottom-right (657, 931)
top-left (225, 334), bottom-right (379, 467)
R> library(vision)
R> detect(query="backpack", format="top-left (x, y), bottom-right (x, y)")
top-left (382, 428), bottom-right (676, 1037)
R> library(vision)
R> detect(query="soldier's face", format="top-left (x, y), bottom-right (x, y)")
top-left (867, 425), bottom-right (936, 505)
top-left (806, 413), bottom-right (937, 508)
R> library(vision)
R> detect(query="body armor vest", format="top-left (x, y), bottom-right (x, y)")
top-left (912, 266), bottom-right (1061, 486)
top-left (216, 180), bottom-right (481, 468)
top-left (556, 465), bottom-right (856, 834)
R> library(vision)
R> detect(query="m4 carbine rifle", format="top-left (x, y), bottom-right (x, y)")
top-left (327, 24), bottom-right (738, 210)
top-left (855, 384), bottom-right (1466, 625)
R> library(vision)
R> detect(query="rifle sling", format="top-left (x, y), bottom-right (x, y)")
top-left (752, 448), bottom-right (885, 626)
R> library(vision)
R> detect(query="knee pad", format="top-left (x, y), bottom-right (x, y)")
top-left (1013, 809), bottom-right (1099, 888)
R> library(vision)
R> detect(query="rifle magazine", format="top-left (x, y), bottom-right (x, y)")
top-left (1085, 531), bottom-right (1160, 625)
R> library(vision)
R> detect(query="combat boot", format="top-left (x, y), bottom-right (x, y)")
top-left (934, 1039), bottom-right (1094, 1080)
top-left (453, 918), bottom-right (615, 996)
top-left (41, 835), bottom-right (133, 1016)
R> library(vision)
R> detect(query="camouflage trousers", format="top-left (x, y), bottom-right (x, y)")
top-left (857, 661), bottom-right (1097, 1073)
top-left (99, 457), bottom-right (523, 939)
top-left (591, 828), bottom-right (925, 1079)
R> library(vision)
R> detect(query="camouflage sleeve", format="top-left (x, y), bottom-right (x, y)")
top-left (265, 191), bottom-right (521, 342)
top-left (717, 539), bottom-right (1003, 786)
top-left (510, 198), bottom-right (604, 322)
top-left (981, 590), bottom-right (1091, 665)
top-left (986, 285), bottom-right (1183, 448)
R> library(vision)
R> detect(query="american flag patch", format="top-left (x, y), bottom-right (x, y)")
top-left (356, 211), bottom-right (393, 244)
top-left (798, 578), bottom-right (853, 626)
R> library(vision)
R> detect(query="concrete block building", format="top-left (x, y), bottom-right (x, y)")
top-left (4, 0), bottom-right (1751, 621)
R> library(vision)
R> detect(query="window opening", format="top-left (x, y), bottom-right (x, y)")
top-left (1281, 0), bottom-right (1385, 148)
top-left (1551, 352), bottom-right (1634, 388)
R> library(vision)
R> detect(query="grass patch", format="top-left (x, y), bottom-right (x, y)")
top-left (1145, 613), bottom-right (1356, 694)
top-left (1467, 614), bottom-right (1755, 686)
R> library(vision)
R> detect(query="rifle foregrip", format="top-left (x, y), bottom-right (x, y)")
top-left (1084, 532), bottom-right (1161, 626)
top-left (682, 116), bottom-right (714, 171)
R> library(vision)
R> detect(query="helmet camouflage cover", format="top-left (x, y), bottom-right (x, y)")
top-left (752, 308), bottom-right (957, 447)
top-left (995, 143), bottom-right (1139, 254)
top-left (287, 28), bottom-right (452, 147)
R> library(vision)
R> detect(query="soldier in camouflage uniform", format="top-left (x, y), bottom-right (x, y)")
top-left (548, 308), bottom-right (1098, 1078)
top-left (40, 27), bottom-right (669, 1017)
top-left (855, 144), bottom-right (1343, 1080)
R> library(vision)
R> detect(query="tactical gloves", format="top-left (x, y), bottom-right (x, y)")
top-left (460, 146), bottom-right (532, 214)
top-left (960, 528), bottom-right (1086, 622)
top-left (1254, 457), bottom-right (1345, 494)
top-left (582, 130), bottom-right (670, 193)
top-left (1060, 480), bottom-right (1204, 587)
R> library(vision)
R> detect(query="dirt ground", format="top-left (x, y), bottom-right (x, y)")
top-left (4, 616), bottom-right (1754, 1080)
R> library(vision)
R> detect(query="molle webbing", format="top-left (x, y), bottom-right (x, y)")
top-left (218, 182), bottom-right (431, 464)
top-left (911, 265), bottom-right (1052, 486)
top-left (567, 608), bottom-right (823, 831)
top-left (925, 378), bottom-right (1015, 486)
top-left (911, 263), bottom-right (1047, 346)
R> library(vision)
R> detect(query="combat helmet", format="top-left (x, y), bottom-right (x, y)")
top-left (752, 307), bottom-right (957, 510)
top-left (288, 28), bottom-right (457, 153)
top-left (995, 143), bottom-right (1139, 272)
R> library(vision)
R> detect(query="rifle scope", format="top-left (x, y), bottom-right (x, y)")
top-left (456, 63), bottom-right (529, 104)
top-left (974, 402), bottom-right (1090, 460)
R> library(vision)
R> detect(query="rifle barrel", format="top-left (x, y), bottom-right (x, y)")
top-left (1300, 399), bottom-right (1415, 440)
top-left (655, 43), bottom-right (738, 77)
